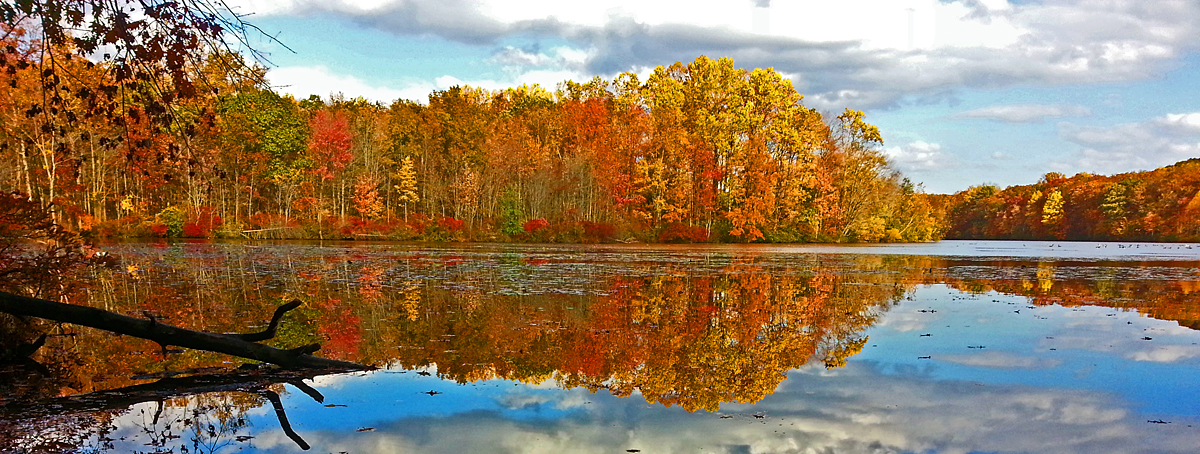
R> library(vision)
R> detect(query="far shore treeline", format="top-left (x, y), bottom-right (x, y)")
top-left (944, 159), bottom-right (1200, 242)
top-left (2, 33), bottom-right (1198, 243)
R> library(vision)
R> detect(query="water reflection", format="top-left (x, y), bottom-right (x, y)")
top-left (4, 241), bottom-right (1200, 452)
top-left (274, 360), bottom-right (1198, 454)
top-left (393, 269), bottom-right (903, 412)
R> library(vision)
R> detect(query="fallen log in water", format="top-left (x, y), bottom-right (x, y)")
top-left (0, 291), bottom-right (370, 370)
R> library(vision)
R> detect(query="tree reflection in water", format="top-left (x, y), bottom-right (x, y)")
top-left (0, 369), bottom-right (332, 452)
top-left (3, 243), bottom-right (1200, 452)
top-left (388, 268), bottom-right (903, 412)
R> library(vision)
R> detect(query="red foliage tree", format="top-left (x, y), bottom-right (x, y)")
top-left (658, 222), bottom-right (710, 243)
top-left (439, 216), bottom-right (465, 232)
top-left (182, 206), bottom-right (223, 238)
top-left (308, 109), bottom-right (352, 181)
top-left (582, 221), bottom-right (617, 241)
top-left (523, 218), bottom-right (550, 234)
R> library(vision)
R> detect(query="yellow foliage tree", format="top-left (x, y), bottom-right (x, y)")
top-left (1042, 188), bottom-right (1063, 225)
top-left (393, 156), bottom-right (419, 221)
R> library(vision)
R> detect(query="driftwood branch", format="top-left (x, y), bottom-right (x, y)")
top-left (230, 299), bottom-right (302, 342)
top-left (0, 291), bottom-right (370, 370)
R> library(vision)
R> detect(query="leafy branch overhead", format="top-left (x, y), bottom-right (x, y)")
top-left (1, 0), bottom-right (281, 155)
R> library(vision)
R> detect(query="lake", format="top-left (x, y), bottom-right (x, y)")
top-left (4, 240), bottom-right (1200, 453)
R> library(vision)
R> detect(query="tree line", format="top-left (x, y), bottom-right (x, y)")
top-left (943, 159), bottom-right (1200, 242)
top-left (7, 2), bottom-right (1200, 245)
top-left (0, 28), bottom-right (941, 243)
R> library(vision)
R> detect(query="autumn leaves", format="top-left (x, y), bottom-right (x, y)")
top-left (1, 28), bottom-right (937, 243)
top-left (386, 57), bottom-right (937, 242)
top-left (945, 162), bottom-right (1200, 241)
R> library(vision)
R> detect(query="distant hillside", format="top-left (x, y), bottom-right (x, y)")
top-left (944, 159), bottom-right (1200, 242)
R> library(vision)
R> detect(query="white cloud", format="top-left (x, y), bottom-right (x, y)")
top-left (958, 103), bottom-right (1092, 123)
top-left (268, 65), bottom-right (430, 102)
top-left (436, 68), bottom-right (586, 92)
top-left (497, 387), bottom-right (591, 410)
top-left (1156, 112), bottom-right (1200, 135)
top-left (939, 351), bottom-right (1062, 369)
top-left (497, 391), bottom-right (554, 409)
top-left (231, 0), bottom-right (1200, 111)
top-left (489, 46), bottom-right (592, 76)
top-left (268, 65), bottom-right (586, 104)
top-left (1127, 344), bottom-right (1200, 363)
top-left (1055, 112), bottom-right (1200, 175)
top-left (876, 309), bottom-right (934, 332)
top-left (490, 47), bottom-right (557, 68)
top-left (884, 141), bottom-right (952, 171)
top-left (267, 48), bottom-right (595, 103)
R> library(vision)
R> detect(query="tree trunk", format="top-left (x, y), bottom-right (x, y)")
top-left (19, 143), bottom-right (34, 201)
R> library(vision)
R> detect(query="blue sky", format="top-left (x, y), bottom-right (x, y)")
top-left (227, 0), bottom-right (1200, 194)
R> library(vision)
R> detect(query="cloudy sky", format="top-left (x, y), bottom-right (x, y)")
top-left (227, 0), bottom-right (1200, 193)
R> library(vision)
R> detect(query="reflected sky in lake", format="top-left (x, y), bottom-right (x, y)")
top-left (259, 288), bottom-right (1199, 454)
top-left (5, 240), bottom-right (1200, 453)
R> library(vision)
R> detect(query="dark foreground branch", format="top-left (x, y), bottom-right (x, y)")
top-left (0, 291), bottom-right (370, 370)
top-left (0, 369), bottom-right (337, 420)
top-left (0, 369), bottom-right (342, 450)
top-left (230, 299), bottom-right (304, 342)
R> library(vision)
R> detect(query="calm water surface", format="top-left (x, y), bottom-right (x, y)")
top-left (4, 240), bottom-right (1200, 453)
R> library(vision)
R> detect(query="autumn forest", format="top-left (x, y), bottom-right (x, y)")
top-left (3, 24), bottom-right (1199, 243)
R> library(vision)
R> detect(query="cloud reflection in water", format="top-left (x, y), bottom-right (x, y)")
top-left (235, 360), bottom-right (1197, 454)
